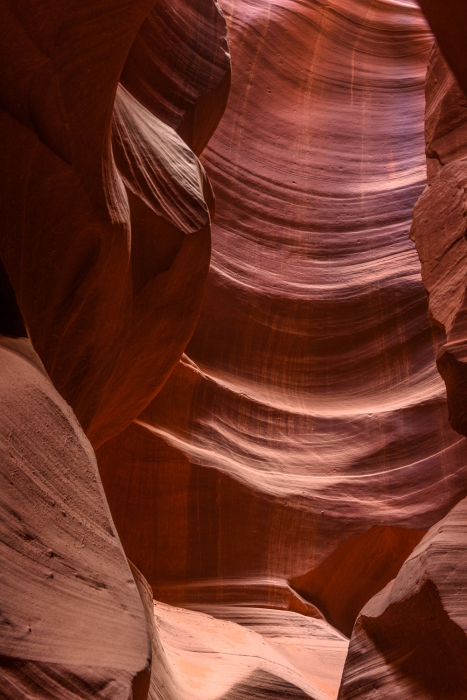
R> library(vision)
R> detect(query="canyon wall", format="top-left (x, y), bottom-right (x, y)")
top-left (2, 0), bottom-right (467, 698)
top-left (99, 0), bottom-right (467, 623)
top-left (0, 0), bottom-right (230, 696)
top-left (339, 31), bottom-right (467, 700)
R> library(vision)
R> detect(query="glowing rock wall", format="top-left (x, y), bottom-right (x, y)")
top-left (2, 0), bottom-right (467, 698)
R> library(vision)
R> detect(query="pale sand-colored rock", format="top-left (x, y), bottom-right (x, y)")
top-left (0, 336), bottom-right (150, 698)
top-left (151, 602), bottom-right (347, 700)
top-left (187, 606), bottom-right (349, 700)
top-left (131, 562), bottom-right (347, 700)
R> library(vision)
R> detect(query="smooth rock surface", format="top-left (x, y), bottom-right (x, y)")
top-left (0, 336), bottom-right (151, 698)
top-left (98, 0), bottom-right (467, 644)
top-left (150, 602), bottom-right (347, 700)
top-left (0, 0), bottom-right (229, 448)
top-left (338, 495), bottom-right (467, 699)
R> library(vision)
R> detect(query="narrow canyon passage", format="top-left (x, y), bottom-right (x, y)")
top-left (2, 0), bottom-right (467, 698)
top-left (97, 0), bottom-right (467, 697)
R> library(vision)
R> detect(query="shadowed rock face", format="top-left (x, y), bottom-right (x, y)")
top-left (0, 0), bottom-right (230, 449)
top-left (289, 526), bottom-right (426, 637)
top-left (410, 45), bottom-right (467, 437)
top-left (417, 0), bottom-right (467, 99)
top-left (0, 0), bottom-right (231, 697)
top-left (338, 496), bottom-right (467, 699)
top-left (98, 0), bottom-right (467, 667)
top-left (338, 19), bottom-right (467, 700)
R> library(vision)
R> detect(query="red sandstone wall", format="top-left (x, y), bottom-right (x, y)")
top-left (2, 1), bottom-right (467, 698)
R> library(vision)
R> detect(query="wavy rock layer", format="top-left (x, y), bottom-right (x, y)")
top-left (132, 560), bottom-right (347, 700)
top-left (98, 0), bottom-right (467, 654)
top-left (0, 0), bottom-right (230, 448)
top-left (339, 29), bottom-right (467, 700)
top-left (0, 337), bottom-right (150, 698)
top-left (0, 0), bottom-right (231, 697)
top-left (338, 495), bottom-right (467, 699)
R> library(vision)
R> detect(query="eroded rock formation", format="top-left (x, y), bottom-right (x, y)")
top-left (338, 495), bottom-right (467, 699)
top-left (98, 0), bottom-right (467, 649)
top-left (410, 45), bottom-right (467, 437)
top-left (0, 337), bottom-right (151, 698)
top-left (0, 0), bottom-right (230, 449)
top-left (339, 28), bottom-right (467, 700)
top-left (0, 0), bottom-right (230, 696)
top-left (2, 0), bottom-right (467, 698)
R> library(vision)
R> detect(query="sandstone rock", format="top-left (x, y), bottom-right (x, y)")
top-left (98, 0), bottom-right (467, 645)
top-left (120, 0), bottom-right (231, 155)
top-left (151, 601), bottom-right (346, 700)
top-left (130, 560), bottom-right (347, 700)
top-left (0, 336), bottom-right (151, 698)
top-left (417, 0), bottom-right (467, 99)
top-left (410, 45), bottom-right (467, 438)
top-left (338, 495), bottom-right (467, 699)
top-left (0, 0), bottom-right (229, 448)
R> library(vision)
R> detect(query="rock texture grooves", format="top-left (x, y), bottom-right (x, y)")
top-left (338, 495), bottom-right (467, 699)
top-left (0, 0), bottom-right (230, 697)
top-left (0, 337), bottom-right (151, 698)
top-left (410, 45), bottom-right (467, 437)
top-left (98, 0), bottom-right (467, 681)
top-left (417, 0), bottom-right (467, 98)
top-left (0, 0), bottom-right (230, 448)
top-left (339, 23), bottom-right (467, 700)
top-left (3, 0), bottom-right (467, 698)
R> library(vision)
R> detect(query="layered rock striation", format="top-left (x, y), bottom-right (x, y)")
top-left (3, 0), bottom-right (467, 698)
top-left (0, 0), bottom-right (230, 696)
top-left (339, 23), bottom-right (467, 700)
top-left (0, 0), bottom-right (230, 448)
top-left (339, 494), bottom-right (467, 699)
top-left (410, 44), bottom-right (467, 437)
top-left (0, 337), bottom-right (151, 699)
top-left (98, 0), bottom-right (467, 664)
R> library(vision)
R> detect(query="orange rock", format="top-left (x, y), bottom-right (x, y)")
top-left (98, 0), bottom-right (467, 651)
top-left (0, 0), bottom-right (230, 447)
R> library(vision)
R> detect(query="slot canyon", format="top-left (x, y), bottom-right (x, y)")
top-left (1, 0), bottom-right (467, 698)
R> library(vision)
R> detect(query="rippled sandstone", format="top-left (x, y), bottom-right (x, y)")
top-left (0, 0), bottom-right (230, 696)
top-left (98, 0), bottom-right (467, 693)
top-left (0, 336), bottom-right (151, 698)
top-left (338, 13), bottom-right (467, 698)
top-left (0, 0), bottom-right (230, 449)
top-left (3, 0), bottom-right (467, 698)
top-left (410, 44), bottom-right (467, 437)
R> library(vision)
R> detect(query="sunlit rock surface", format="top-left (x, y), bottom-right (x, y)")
top-left (98, 0), bottom-right (467, 662)
top-left (0, 337), bottom-right (151, 698)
